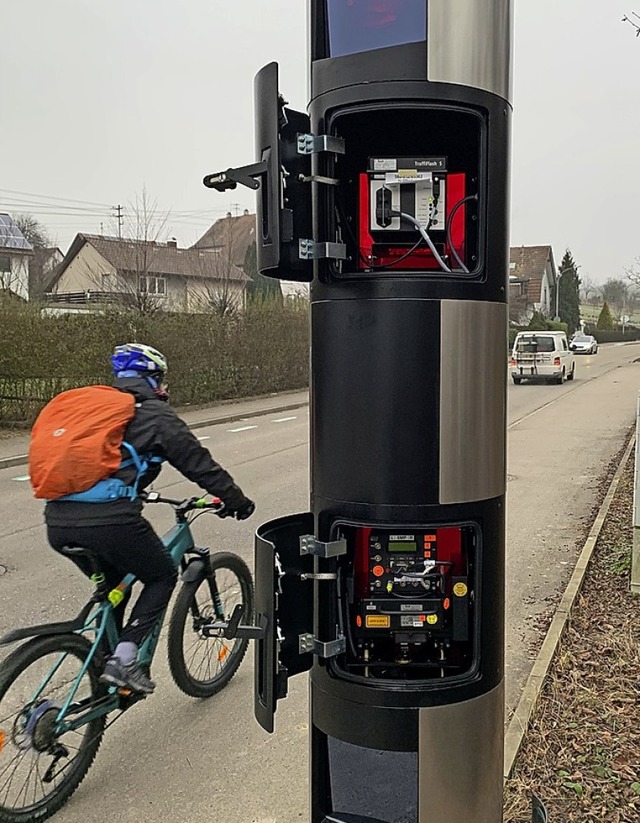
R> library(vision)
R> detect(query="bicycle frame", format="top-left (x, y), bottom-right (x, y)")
top-left (28, 518), bottom-right (203, 736)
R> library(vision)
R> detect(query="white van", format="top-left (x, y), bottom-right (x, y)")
top-left (510, 331), bottom-right (576, 385)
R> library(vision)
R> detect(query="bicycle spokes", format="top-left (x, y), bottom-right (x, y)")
top-left (0, 647), bottom-right (98, 814)
top-left (184, 583), bottom-right (234, 683)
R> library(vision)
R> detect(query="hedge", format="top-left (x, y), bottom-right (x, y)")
top-left (0, 299), bottom-right (310, 427)
top-left (592, 328), bottom-right (640, 343)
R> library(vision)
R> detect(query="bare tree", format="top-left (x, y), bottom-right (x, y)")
top-left (85, 188), bottom-right (172, 315)
top-left (188, 218), bottom-right (248, 316)
top-left (13, 214), bottom-right (51, 249)
top-left (579, 274), bottom-right (597, 305)
top-left (188, 250), bottom-right (245, 317)
top-left (625, 257), bottom-right (640, 286)
top-left (622, 11), bottom-right (640, 36)
top-left (600, 277), bottom-right (629, 320)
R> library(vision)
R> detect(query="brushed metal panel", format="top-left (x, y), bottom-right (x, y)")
top-left (418, 682), bottom-right (504, 823)
top-left (428, 0), bottom-right (513, 103)
top-left (439, 300), bottom-right (507, 504)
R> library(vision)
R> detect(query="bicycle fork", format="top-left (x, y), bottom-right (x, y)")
top-left (184, 548), bottom-right (264, 642)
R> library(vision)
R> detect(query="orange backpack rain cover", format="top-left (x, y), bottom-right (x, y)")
top-left (29, 386), bottom-right (136, 500)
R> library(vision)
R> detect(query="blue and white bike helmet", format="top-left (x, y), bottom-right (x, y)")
top-left (111, 343), bottom-right (168, 396)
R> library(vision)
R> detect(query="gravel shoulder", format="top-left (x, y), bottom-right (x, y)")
top-left (504, 447), bottom-right (640, 822)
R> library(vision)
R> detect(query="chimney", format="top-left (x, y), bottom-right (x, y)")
top-left (243, 209), bottom-right (249, 216)
top-left (167, 238), bottom-right (177, 249)
top-left (226, 211), bottom-right (232, 218)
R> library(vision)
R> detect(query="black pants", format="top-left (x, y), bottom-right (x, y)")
top-left (48, 518), bottom-right (178, 647)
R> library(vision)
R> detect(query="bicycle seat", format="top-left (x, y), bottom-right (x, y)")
top-left (59, 545), bottom-right (103, 575)
top-left (59, 545), bottom-right (97, 561)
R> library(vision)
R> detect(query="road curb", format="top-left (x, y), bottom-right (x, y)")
top-left (503, 431), bottom-right (636, 779)
top-left (0, 399), bottom-right (310, 472)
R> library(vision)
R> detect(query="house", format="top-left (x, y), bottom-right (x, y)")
top-left (193, 211), bottom-right (309, 299)
top-left (509, 245), bottom-right (557, 323)
top-left (47, 234), bottom-right (250, 313)
top-left (0, 214), bottom-right (33, 301)
top-left (193, 210), bottom-right (256, 267)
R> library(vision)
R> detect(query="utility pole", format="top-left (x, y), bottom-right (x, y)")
top-left (112, 204), bottom-right (124, 238)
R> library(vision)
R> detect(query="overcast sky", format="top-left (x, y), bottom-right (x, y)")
top-left (2, 1), bottom-right (639, 284)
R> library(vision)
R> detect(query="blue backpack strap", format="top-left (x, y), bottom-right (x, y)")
top-left (120, 441), bottom-right (164, 493)
top-left (57, 478), bottom-right (138, 503)
top-left (121, 441), bottom-right (146, 474)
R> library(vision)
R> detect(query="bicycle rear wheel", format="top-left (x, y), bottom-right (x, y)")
top-left (0, 634), bottom-right (106, 823)
top-left (167, 552), bottom-right (253, 698)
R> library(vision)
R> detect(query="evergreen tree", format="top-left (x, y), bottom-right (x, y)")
top-left (527, 311), bottom-right (547, 331)
top-left (243, 242), bottom-right (282, 301)
top-left (552, 250), bottom-right (581, 334)
top-left (597, 300), bottom-right (614, 330)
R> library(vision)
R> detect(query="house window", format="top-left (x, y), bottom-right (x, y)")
top-left (0, 255), bottom-right (10, 273)
top-left (138, 275), bottom-right (166, 296)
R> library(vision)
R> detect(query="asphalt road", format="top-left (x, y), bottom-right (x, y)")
top-left (0, 343), bottom-right (638, 822)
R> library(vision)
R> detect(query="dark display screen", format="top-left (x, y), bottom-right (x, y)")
top-left (388, 541), bottom-right (418, 553)
top-left (326, 0), bottom-right (427, 58)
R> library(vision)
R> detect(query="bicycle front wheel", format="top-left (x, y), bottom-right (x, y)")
top-left (167, 552), bottom-right (253, 699)
top-left (0, 633), bottom-right (106, 823)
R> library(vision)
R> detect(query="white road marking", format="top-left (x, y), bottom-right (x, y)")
top-left (12, 475), bottom-right (30, 482)
top-left (228, 425), bottom-right (258, 433)
top-left (272, 416), bottom-right (297, 423)
top-left (196, 435), bottom-right (210, 441)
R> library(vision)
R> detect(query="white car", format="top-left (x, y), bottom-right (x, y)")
top-left (570, 334), bottom-right (598, 355)
top-left (511, 331), bottom-right (576, 385)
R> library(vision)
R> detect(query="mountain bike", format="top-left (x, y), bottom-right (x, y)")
top-left (0, 493), bottom-right (257, 823)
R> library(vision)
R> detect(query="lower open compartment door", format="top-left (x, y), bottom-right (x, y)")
top-left (254, 512), bottom-right (315, 732)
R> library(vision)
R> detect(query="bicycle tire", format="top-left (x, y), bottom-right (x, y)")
top-left (0, 634), bottom-right (106, 823)
top-left (167, 552), bottom-right (253, 699)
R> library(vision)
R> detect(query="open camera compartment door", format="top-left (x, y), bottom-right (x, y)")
top-left (254, 62), bottom-right (313, 281)
top-left (254, 512), bottom-right (315, 733)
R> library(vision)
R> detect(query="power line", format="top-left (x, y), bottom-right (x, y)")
top-left (0, 188), bottom-right (112, 208)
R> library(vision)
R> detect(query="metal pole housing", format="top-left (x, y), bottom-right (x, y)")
top-left (306, 2), bottom-right (512, 822)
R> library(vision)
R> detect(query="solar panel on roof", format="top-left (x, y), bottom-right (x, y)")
top-left (0, 214), bottom-right (33, 250)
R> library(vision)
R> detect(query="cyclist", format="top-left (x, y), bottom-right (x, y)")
top-left (45, 343), bottom-right (255, 694)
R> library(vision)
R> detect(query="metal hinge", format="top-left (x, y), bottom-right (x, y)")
top-left (299, 534), bottom-right (347, 558)
top-left (297, 134), bottom-right (346, 156)
top-left (299, 633), bottom-right (346, 657)
top-left (300, 572), bottom-right (338, 581)
top-left (298, 240), bottom-right (347, 261)
top-left (297, 174), bottom-right (340, 187)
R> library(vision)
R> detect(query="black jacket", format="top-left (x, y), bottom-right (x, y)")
top-left (45, 377), bottom-right (244, 527)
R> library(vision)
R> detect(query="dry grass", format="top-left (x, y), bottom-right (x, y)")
top-left (504, 458), bottom-right (640, 822)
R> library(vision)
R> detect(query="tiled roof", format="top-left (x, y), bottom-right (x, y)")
top-left (85, 235), bottom-right (249, 281)
top-left (50, 234), bottom-right (249, 290)
top-left (192, 213), bottom-right (257, 267)
top-left (509, 245), bottom-right (554, 280)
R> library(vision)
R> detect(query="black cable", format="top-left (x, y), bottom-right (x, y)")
top-left (334, 197), bottom-right (425, 271)
top-left (445, 193), bottom-right (478, 273)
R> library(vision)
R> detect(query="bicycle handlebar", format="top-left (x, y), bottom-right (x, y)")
top-left (140, 492), bottom-right (225, 517)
